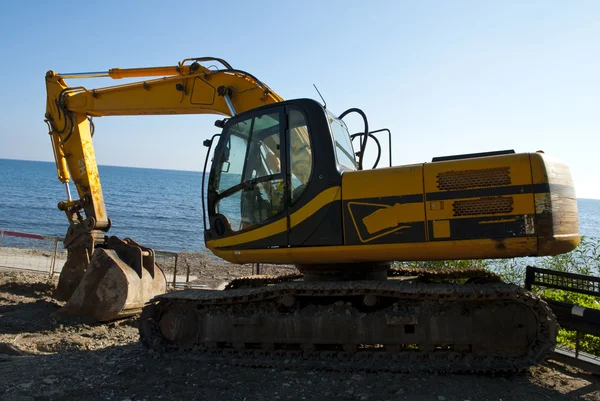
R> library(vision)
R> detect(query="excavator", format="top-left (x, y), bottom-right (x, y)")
top-left (45, 57), bottom-right (579, 371)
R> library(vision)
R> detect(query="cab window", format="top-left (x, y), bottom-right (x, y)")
top-left (211, 111), bottom-right (284, 232)
top-left (329, 115), bottom-right (357, 170)
top-left (289, 109), bottom-right (312, 203)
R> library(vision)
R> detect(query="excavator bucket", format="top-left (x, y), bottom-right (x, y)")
top-left (55, 237), bottom-right (167, 322)
top-left (55, 244), bottom-right (91, 303)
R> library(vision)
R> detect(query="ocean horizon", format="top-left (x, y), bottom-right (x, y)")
top-left (1, 158), bottom-right (598, 253)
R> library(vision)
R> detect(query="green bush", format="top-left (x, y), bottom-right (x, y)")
top-left (537, 236), bottom-right (600, 276)
top-left (556, 330), bottom-right (600, 356)
top-left (393, 259), bottom-right (489, 270)
top-left (394, 236), bottom-right (600, 284)
top-left (541, 289), bottom-right (600, 355)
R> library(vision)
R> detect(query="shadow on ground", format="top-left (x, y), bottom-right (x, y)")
top-left (0, 341), bottom-right (599, 401)
top-left (0, 281), bottom-right (55, 297)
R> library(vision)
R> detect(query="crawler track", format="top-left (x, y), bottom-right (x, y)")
top-left (223, 267), bottom-right (499, 291)
top-left (224, 273), bottom-right (303, 290)
top-left (139, 279), bottom-right (556, 373)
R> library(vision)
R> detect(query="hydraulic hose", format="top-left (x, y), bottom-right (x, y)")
top-left (339, 108), bottom-right (369, 170)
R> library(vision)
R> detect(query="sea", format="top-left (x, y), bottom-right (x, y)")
top-left (0, 158), bottom-right (599, 253)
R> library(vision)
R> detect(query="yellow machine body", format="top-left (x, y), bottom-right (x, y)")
top-left (207, 151), bottom-right (578, 265)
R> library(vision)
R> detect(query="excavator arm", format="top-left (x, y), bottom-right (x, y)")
top-left (44, 57), bottom-right (283, 320)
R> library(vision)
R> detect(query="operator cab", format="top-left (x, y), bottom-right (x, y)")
top-left (204, 98), bottom-right (357, 248)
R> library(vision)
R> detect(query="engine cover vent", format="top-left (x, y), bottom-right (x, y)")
top-left (437, 167), bottom-right (511, 191)
top-left (453, 196), bottom-right (514, 217)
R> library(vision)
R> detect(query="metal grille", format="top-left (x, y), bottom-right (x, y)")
top-left (453, 196), bottom-right (513, 217)
top-left (525, 266), bottom-right (600, 297)
top-left (437, 167), bottom-right (511, 191)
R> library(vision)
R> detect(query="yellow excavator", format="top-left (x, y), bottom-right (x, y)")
top-left (45, 57), bottom-right (579, 371)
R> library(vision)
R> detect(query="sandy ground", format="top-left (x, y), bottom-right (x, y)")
top-left (1, 259), bottom-right (600, 400)
top-left (163, 251), bottom-right (298, 289)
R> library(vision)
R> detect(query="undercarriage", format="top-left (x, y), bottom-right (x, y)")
top-left (139, 269), bottom-right (556, 373)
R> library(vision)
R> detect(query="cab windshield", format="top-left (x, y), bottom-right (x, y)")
top-left (208, 105), bottom-right (314, 233)
top-left (209, 110), bottom-right (285, 232)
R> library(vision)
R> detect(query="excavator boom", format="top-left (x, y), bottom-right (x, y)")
top-left (45, 57), bottom-right (282, 320)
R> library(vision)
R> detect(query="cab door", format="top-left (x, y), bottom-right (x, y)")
top-left (207, 106), bottom-right (289, 250)
top-left (285, 105), bottom-right (344, 247)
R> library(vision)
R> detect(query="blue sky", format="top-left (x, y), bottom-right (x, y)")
top-left (1, 1), bottom-right (599, 198)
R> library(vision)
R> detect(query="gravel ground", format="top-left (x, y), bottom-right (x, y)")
top-left (158, 252), bottom-right (299, 289)
top-left (1, 268), bottom-right (600, 401)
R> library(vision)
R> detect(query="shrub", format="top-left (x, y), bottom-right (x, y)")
top-left (541, 289), bottom-right (600, 355)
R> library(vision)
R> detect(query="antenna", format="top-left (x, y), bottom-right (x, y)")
top-left (313, 84), bottom-right (327, 109)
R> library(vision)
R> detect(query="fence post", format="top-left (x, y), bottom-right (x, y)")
top-left (49, 237), bottom-right (59, 278)
top-left (524, 266), bottom-right (535, 291)
top-left (186, 261), bottom-right (190, 288)
top-left (172, 254), bottom-right (178, 287)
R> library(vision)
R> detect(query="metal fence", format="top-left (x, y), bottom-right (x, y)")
top-left (155, 250), bottom-right (195, 288)
top-left (0, 230), bottom-right (201, 288)
top-left (0, 230), bottom-right (63, 277)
